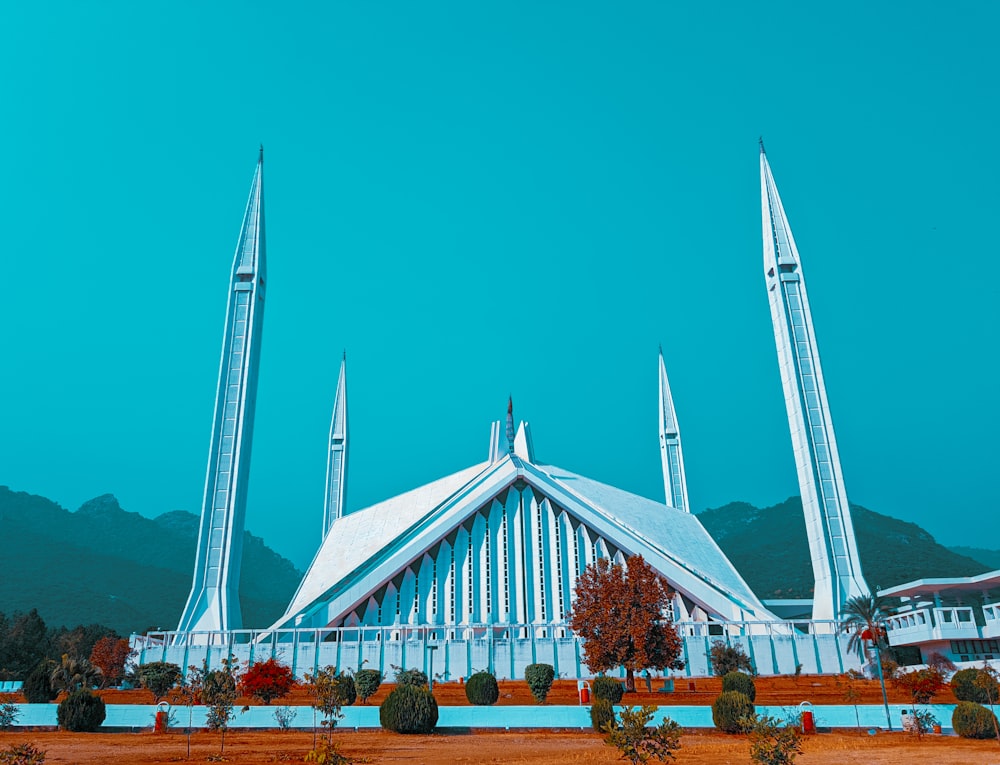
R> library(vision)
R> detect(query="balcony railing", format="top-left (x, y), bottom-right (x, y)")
top-left (885, 606), bottom-right (980, 645)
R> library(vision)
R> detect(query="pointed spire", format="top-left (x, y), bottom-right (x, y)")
top-left (323, 353), bottom-right (349, 537)
top-left (759, 136), bottom-right (766, 155)
top-left (505, 397), bottom-right (515, 453)
top-left (235, 152), bottom-right (266, 277)
top-left (761, 148), bottom-right (869, 620)
top-left (513, 421), bottom-right (535, 462)
top-left (658, 348), bottom-right (690, 513)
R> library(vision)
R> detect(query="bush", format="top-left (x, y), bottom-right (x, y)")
top-left (393, 667), bottom-right (428, 688)
top-left (23, 661), bottom-right (57, 703)
top-left (0, 742), bottom-right (47, 765)
top-left (745, 714), bottom-right (802, 765)
top-left (0, 701), bottom-right (18, 730)
top-left (56, 690), bottom-right (106, 732)
top-left (709, 641), bottom-right (753, 676)
top-left (722, 671), bottom-right (757, 702)
top-left (524, 663), bottom-right (555, 704)
top-left (240, 658), bottom-right (294, 705)
top-left (379, 684), bottom-right (438, 733)
top-left (331, 673), bottom-right (357, 707)
top-left (952, 701), bottom-right (999, 739)
top-left (465, 671), bottom-right (499, 705)
top-left (952, 668), bottom-right (999, 704)
top-left (135, 661), bottom-right (182, 701)
top-left (355, 669), bottom-right (383, 705)
top-left (604, 705), bottom-right (682, 765)
top-left (592, 676), bottom-right (624, 704)
top-left (591, 698), bottom-right (616, 733)
top-left (712, 690), bottom-right (754, 734)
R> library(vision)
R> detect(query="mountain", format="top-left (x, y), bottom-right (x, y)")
top-left (948, 546), bottom-right (1000, 570)
top-left (0, 487), bottom-right (301, 635)
top-left (698, 497), bottom-right (991, 599)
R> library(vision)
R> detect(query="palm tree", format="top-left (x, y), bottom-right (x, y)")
top-left (841, 592), bottom-right (894, 730)
top-left (50, 654), bottom-right (103, 695)
top-left (840, 593), bottom-right (890, 659)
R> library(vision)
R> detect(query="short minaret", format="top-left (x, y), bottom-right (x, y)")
top-left (505, 397), bottom-right (515, 453)
top-left (658, 348), bottom-right (690, 513)
top-left (322, 353), bottom-right (349, 537)
top-left (178, 150), bottom-right (267, 633)
top-left (760, 143), bottom-right (868, 621)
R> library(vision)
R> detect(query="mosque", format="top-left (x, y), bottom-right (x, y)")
top-left (135, 146), bottom-right (878, 679)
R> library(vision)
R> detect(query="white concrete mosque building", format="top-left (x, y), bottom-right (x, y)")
top-left (136, 147), bottom-right (876, 680)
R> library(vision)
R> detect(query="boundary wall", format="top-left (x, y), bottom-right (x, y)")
top-left (5, 703), bottom-right (954, 731)
top-left (133, 621), bottom-right (863, 680)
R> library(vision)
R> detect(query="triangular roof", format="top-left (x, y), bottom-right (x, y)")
top-left (272, 453), bottom-right (777, 630)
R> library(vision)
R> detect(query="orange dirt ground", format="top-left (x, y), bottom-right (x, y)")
top-left (2, 730), bottom-right (1000, 765)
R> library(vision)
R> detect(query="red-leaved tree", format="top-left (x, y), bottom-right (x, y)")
top-left (88, 637), bottom-right (134, 688)
top-left (240, 657), bottom-right (294, 705)
top-left (569, 555), bottom-right (684, 692)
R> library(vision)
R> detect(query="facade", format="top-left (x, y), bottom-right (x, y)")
top-left (760, 144), bottom-right (868, 622)
top-left (177, 151), bottom-right (267, 633)
top-left (143, 146), bottom-right (883, 678)
top-left (881, 571), bottom-right (1000, 669)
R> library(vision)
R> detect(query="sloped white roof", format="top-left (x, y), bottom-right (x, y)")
top-left (540, 466), bottom-right (762, 609)
top-left (273, 454), bottom-right (775, 629)
top-left (282, 460), bottom-right (495, 621)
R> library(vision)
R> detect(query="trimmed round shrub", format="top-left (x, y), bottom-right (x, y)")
top-left (465, 671), bottom-right (499, 706)
top-left (332, 673), bottom-right (357, 706)
top-left (57, 689), bottom-right (106, 732)
top-left (524, 663), bottom-right (555, 704)
top-left (355, 669), bottom-right (383, 704)
top-left (952, 701), bottom-right (999, 739)
top-left (590, 697), bottom-right (616, 732)
top-left (721, 671), bottom-right (756, 702)
top-left (23, 660), bottom-right (57, 703)
top-left (712, 690), bottom-right (753, 734)
top-left (951, 668), bottom-right (998, 704)
top-left (379, 684), bottom-right (438, 733)
top-left (394, 668), bottom-right (428, 688)
top-left (592, 676), bottom-right (624, 704)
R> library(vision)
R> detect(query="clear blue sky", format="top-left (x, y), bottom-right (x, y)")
top-left (1, 2), bottom-right (997, 572)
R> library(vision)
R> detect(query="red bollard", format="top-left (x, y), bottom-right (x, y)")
top-left (801, 710), bottom-right (815, 734)
top-left (154, 710), bottom-right (168, 733)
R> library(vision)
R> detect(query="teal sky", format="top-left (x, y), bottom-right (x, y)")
top-left (1, 2), bottom-right (997, 575)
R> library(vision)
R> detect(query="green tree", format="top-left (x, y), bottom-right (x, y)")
top-left (569, 556), bottom-right (684, 692)
top-left (202, 659), bottom-right (239, 755)
top-left (306, 666), bottom-right (347, 746)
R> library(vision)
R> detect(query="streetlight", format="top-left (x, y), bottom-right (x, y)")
top-left (427, 645), bottom-right (439, 693)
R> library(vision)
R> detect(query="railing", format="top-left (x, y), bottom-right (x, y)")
top-left (885, 606), bottom-right (979, 645)
top-left (982, 604), bottom-right (1000, 639)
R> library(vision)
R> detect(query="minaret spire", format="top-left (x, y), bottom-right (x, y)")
top-left (505, 397), bottom-right (515, 453)
top-left (178, 150), bottom-right (267, 634)
top-left (658, 347), bottom-right (690, 512)
top-left (761, 148), bottom-right (868, 622)
top-left (322, 352), bottom-right (349, 537)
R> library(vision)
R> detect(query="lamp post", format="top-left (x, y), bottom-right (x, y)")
top-left (427, 645), bottom-right (439, 693)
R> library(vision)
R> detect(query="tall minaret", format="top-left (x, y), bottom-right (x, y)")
top-left (760, 143), bottom-right (868, 621)
top-left (658, 348), bottom-right (690, 513)
top-left (322, 353), bottom-right (348, 537)
top-left (178, 149), bottom-right (267, 633)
